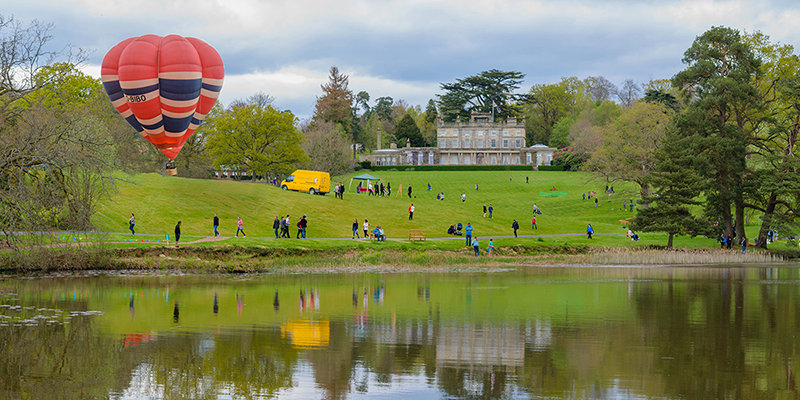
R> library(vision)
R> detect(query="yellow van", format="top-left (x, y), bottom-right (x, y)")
top-left (280, 170), bottom-right (331, 195)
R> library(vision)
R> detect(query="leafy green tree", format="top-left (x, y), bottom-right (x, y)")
top-left (632, 128), bottom-right (706, 249)
top-left (394, 113), bottom-right (425, 147)
top-left (524, 77), bottom-right (589, 145)
top-left (373, 96), bottom-right (394, 123)
top-left (744, 34), bottom-right (800, 248)
top-left (424, 99), bottom-right (438, 124)
top-left (672, 26), bottom-right (762, 241)
top-left (205, 102), bottom-right (309, 178)
top-left (437, 69), bottom-right (524, 122)
top-left (585, 102), bottom-right (674, 201)
top-left (548, 117), bottom-right (574, 149)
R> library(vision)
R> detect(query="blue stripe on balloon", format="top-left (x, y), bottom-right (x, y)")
top-left (201, 83), bottom-right (222, 92)
top-left (103, 80), bottom-right (123, 95)
top-left (107, 90), bottom-right (124, 101)
top-left (140, 120), bottom-right (164, 130)
top-left (123, 84), bottom-right (159, 96)
top-left (163, 115), bottom-right (192, 133)
top-left (160, 78), bottom-right (202, 101)
top-left (125, 115), bottom-right (144, 132)
top-left (190, 117), bottom-right (201, 125)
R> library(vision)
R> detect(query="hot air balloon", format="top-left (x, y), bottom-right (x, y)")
top-left (101, 34), bottom-right (224, 173)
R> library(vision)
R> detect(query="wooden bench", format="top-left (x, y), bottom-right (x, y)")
top-left (408, 229), bottom-right (426, 241)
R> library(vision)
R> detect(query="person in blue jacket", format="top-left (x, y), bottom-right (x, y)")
top-left (465, 223), bottom-right (473, 246)
top-left (587, 224), bottom-right (594, 239)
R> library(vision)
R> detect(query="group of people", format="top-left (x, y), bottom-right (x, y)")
top-left (273, 214), bottom-right (308, 238)
top-left (333, 183), bottom-right (346, 199)
top-left (482, 204), bottom-right (494, 218)
top-left (351, 218), bottom-right (386, 240)
top-left (356, 181), bottom-right (392, 197)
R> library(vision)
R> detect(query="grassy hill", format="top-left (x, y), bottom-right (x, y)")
top-left (92, 170), bottom-right (727, 250)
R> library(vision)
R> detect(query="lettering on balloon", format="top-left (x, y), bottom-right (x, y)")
top-left (127, 94), bottom-right (148, 103)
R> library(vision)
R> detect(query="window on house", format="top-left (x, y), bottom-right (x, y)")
top-left (503, 140), bottom-right (508, 148)
top-left (515, 139), bottom-right (520, 147)
top-left (464, 139), bottom-right (470, 148)
top-left (491, 139), bottom-right (496, 148)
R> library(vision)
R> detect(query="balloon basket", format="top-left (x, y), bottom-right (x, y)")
top-left (165, 168), bottom-right (178, 176)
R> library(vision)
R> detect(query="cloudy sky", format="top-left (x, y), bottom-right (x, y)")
top-left (6, 0), bottom-right (800, 118)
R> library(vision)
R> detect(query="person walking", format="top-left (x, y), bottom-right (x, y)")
top-left (594, 197), bottom-right (599, 208)
top-left (236, 217), bottom-right (246, 238)
top-left (408, 203), bottom-right (415, 220)
top-left (512, 219), bottom-right (519, 238)
top-left (472, 236), bottom-right (480, 256)
top-left (741, 237), bottom-right (748, 253)
top-left (587, 224), bottom-right (594, 239)
top-left (488, 204), bottom-right (493, 218)
top-left (213, 213), bottom-right (220, 237)
top-left (363, 219), bottom-right (369, 239)
top-left (272, 216), bottom-right (280, 239)
top-left (531, 215), bottom-right (537, 230)
top-left (297, 214), bottom-right (308, 239)
top-left (407, 185), bottom-right (413, 198)
top-left (174, 221), bottom-right (182, 247)
top-left (483, 204), bottom-right (487, 218)
top-left (285, 215), bottom-right (293, 238)
top-left (128, 213), bottom-right (136, 235)
top-left (465, 223), bottom-right (473, 246)
top-left (487, 238), bottom-right (495, 255)
top-left (352, 218), bottom-right (360, 239)
top-left (427, 182), bottom-right (431, 191)
top-left (461, 193), bottom-right (466, 203)
top-left (387, 182), bottom-right (391, 197)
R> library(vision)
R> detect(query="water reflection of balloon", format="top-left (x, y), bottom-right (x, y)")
top-left (101, 34), bottom-right (224, 160)
top-left (273, 290), bottom-right (279, 312)
top-left (173, 302), bottom-right (179, 323)
top-left (129, 296), bottom-right (134, 319)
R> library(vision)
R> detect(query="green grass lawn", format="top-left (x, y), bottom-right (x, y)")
top-left (89, 170), bottom-right (758, 250)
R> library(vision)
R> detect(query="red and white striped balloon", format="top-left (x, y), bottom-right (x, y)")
top-left (101, 34), bottom-right (224, 159)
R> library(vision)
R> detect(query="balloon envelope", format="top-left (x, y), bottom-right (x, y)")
top-left (101, 34), bottom-right (224, 159)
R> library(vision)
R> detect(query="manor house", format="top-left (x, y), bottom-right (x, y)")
top-left (366, 112), bottom-right (555, 167)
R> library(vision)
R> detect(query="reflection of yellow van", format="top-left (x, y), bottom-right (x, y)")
top-left (280, 170), bottom-right (331, 195)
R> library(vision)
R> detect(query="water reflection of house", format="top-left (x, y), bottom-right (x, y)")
top-left (364, 112), bottom-right (556, 167)
top-left (436, 324), bottom-right (525, 367)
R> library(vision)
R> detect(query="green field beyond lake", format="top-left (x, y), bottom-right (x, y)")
top-left (90, 170), bottom-right (737, 250)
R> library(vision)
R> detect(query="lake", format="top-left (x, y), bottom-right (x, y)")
top-left (0, 265), bottom-right (798, 399)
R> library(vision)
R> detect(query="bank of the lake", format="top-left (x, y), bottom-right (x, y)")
top-left (1, 241), bottom-right (789, 273)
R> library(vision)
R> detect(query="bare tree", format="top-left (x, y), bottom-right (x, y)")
top-left (302, 121), bottom-right (353, 175)
top-left (616, 79), bottom-right (642, 107)
top-left (583, 76), bottom-right (618, 102)
top-left (0, 15), bottom-right (109, 250)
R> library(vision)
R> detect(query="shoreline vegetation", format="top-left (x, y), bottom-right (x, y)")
top-left (0, 243), bottom-right (790, 273)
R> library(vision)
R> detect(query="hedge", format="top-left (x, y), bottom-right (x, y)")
top-left (536, 165), bottom-right (565, 171)
top-left (370, 165), bottom-right (534, 172)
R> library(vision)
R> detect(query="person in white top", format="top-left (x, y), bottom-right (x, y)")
top-left (363, 219), bottom-right (369, 238)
